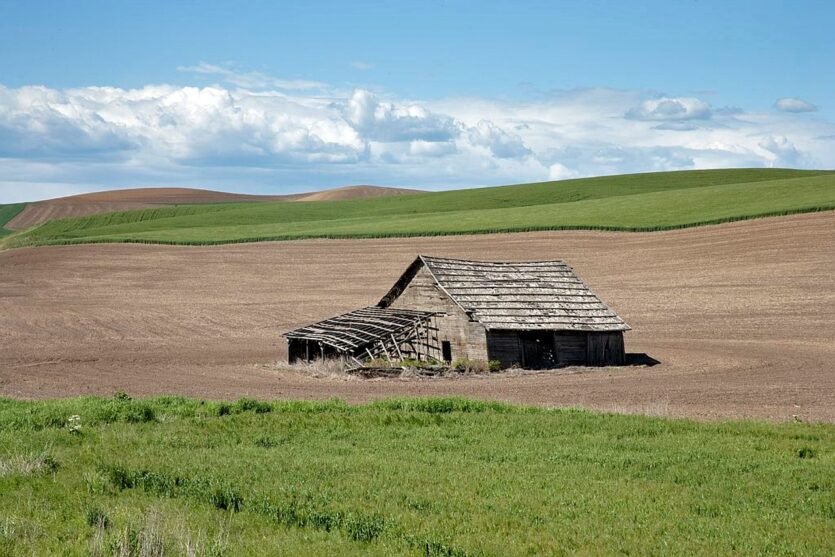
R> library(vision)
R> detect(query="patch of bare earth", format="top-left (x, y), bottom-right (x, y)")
top-left (1, 212), bottom-right (833, 422)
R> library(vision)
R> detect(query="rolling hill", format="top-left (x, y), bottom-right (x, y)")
top-left (3, 168), bottom-right (834, 249)
top-left (2, 185), bottom-right (421, 230)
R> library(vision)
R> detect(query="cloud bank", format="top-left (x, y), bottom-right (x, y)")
top-left (0, 72), bottom-right (832, 202)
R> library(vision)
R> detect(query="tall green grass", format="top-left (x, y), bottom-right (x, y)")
top-left (0, 395), bottom-right (832, 555)
top-left (5, 169), bottom-right (835, 248)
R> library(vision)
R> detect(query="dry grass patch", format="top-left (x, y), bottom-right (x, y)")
top-left (0, 447), bottom-right (58, 477)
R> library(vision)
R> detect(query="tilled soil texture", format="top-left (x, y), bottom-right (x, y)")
top-left (1, 212), bottom-right (833, 422)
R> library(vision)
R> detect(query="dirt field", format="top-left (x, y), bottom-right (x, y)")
top-left (5, 186), bottom-right (420, 229)
top-left (1, 212), bottom-right (833, 422)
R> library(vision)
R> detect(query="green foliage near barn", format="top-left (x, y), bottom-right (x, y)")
top-left (1, 395), bottom-right (833, 555)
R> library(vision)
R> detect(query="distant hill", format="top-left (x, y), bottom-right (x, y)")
top-left (3, 185), bottom-right (422, 230)
top-left (4, 168), bottom-right (834, 249)
top-left (293, 185), bottom-right (423, 202)
top-left (2, 167), bottom-right (833, 250)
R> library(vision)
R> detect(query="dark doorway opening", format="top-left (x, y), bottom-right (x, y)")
top-left (519, 331), bottom-right (556, 369)
top-left (442, 341), bottom-right (452, 363)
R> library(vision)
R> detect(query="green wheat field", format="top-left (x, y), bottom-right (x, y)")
top-left (2, 168), bottom-right (834, 249)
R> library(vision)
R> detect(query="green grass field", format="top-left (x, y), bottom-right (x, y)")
top-left (1, 396), bottom-right (832, 555)
top-left (4, 168), bottom-right (834, 249)
top-left (0, 203), bottom-right (26, 238)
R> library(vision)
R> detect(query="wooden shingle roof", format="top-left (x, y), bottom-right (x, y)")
top-left (379, 255), bottom-right (630, 332)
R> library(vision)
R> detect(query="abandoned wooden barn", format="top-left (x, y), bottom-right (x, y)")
top-left (284, 255), bottom-right (629, 369)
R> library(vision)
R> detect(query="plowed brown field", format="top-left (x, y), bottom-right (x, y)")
top-left (1, 212), bottom-right (833, 421)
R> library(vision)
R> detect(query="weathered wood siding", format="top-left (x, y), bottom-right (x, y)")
top-left (554, 332), bottom-right (587, 365)
top-left (587, 331), bottom-right (625, 366)
top-left (487, 330), bottom-right (625, 368)
top-left (390, 266), bottom-right (488, 361)
top-left (486, 330), bottom-right (522, 368)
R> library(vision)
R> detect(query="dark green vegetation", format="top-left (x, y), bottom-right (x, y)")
top-left (0, 203), bottom-right (25, 237)
top-left (1, 396), bottom-right (833, 555)
top-left (4, 169), bottom-right (834, 248)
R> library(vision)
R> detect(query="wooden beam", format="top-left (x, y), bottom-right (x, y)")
top-left (378, 339), bottom-right (392, 364)
top-left (391, 334), bottom-right (404, 360)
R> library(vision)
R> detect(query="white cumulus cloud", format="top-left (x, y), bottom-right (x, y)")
top-left (0, 73), bottom-right (833, 202)
top-left (467, 120), bottom-right (532, 159)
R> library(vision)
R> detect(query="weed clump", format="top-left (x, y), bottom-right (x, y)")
top-left (796, 447), bottom-right (817, 459)
top-left (254, 437), bottom-right (279, 448)
top-left (0, 448), bottom-right (59, 477)
top-left (233, 398), bottom-right (271, 414)
top-left (84, 506), bottom-right (110, 529)
top-left (451, 359), bottom-right (501, 373)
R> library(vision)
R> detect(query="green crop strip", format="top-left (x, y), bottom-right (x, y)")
top-left (4, 169), bottom-right (834, 249)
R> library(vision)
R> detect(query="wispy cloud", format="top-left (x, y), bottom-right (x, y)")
top-left (350, 60), bottom-right (374, 71)
top-left (0, 69), bottom-right (833, 202)
top-left (625, 97), bottom-right (712, 121)
top-left (774, 97), bottom-right (818, 113)
top-left (177, 62), bottom-right (326, 91)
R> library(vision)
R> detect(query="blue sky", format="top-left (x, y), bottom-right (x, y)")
top-left (0, 0), bottom-right (833, 202)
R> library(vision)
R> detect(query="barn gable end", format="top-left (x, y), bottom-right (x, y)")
top-left (385, 265), bottom-right (488, 362)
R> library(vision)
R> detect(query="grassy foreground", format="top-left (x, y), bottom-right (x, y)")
top-left (0, 203), bottom-right (26, 237)
top-left (4, 169), bottom-right (834, 248)
top-left (1, 396), bottom-right (832, 555)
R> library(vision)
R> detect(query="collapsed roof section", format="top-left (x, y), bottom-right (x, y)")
top-left (283, 306), bottom-right (437, 354)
